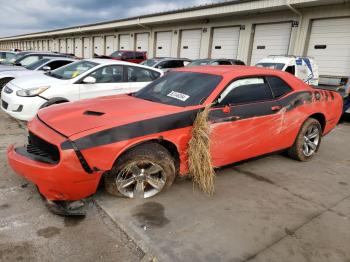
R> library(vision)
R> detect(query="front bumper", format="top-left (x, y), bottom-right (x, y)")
top-left (7, 118), bottom-right (103, 201)
top-left (1, 88), bottom-right (46, 121)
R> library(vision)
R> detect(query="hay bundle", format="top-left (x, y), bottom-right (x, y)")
top-left (188, 106), bottom-right (216, 195)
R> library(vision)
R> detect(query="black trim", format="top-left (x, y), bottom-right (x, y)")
top-left (15, 147), bottom-right (57, 164)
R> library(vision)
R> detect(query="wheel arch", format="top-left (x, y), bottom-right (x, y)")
top-left (40, 97), bottom-right (69, 108)
top-left (0, 77), bottom-right (14, 89)
top-left (308, 112), bottom-right (326, 133)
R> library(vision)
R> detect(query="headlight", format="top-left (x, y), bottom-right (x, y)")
top-left (16, 86), bottom-right (49, 97)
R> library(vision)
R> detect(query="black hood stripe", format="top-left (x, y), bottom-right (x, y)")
top-left (61, 91), bottom-right (313, 151)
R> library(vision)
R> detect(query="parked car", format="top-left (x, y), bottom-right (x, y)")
top-left (0, 57), bottom-right (76, 91)
top-left (0, 51), bottom-right (73, 69)
top-left (1, 59), bottom-right (163, 121)
top-left (107, 50), bottom-right (147, 64)
top-left (7, 66), bottom-right (342, 205)
top-left (187, 59), bottom-right (245, 67)
top-left (0, 51), bottom-right (17, 63)
top-left (141, 58), bottom-right (192, 72)
top-left (256, 56), bottom-right (319, 86)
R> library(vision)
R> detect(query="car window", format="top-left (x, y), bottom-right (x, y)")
top-left (255, 63), bottom-right (285, 70)
top-left (0, 52), bottom-right (4, 59)
top-left (266, 76), bottom-right (292, 98)
top-left (24, 58), bottom-right (50, 70)
top-left (217, 61), bottom-right (232, 65)
top-left (43, 60), bottom-right (73, 70)
top-left (135, 52), bottom-right (145, 59)
top-left (124, 52), bottom-right (134, 59)
top-left (285, 65), bottom-right (295, 75)
top-left (5, 53), bottom-right (15, 60)
top-left (218, 77), bottom-right (273, 105)
top-left (49, 60), bottom-right (98, 80)
top-left (19, 55), bottom-right (40, 66)
top-left (127, 66), bottom-right (160, 82)
top-left (89, 65), bottom-right (124, 83)
top-left (134, 71), bottom-right (222, 107)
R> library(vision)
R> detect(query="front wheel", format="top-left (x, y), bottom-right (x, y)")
top-left (104, 143), bottom-right (176, 199)
top-left (288, 118), bottom-right (322, 161)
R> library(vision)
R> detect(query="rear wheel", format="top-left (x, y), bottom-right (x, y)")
top-left (288, 118), bottom-right (322, 161)
top-left (104, 143), bottom-right (176, 199)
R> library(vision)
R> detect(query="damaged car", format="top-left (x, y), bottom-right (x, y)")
top-left (7, 66), bottom-right (343, 214)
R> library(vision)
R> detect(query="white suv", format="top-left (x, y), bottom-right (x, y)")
top-left (1, 59), bottom-right (163, 120)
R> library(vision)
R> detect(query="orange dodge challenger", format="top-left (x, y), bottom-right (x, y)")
top-left (8, 66), bottom-right (343, 202)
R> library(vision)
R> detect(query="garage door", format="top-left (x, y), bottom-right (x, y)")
top-left (119, 34), bottom-right (130, 50)
top-left (94, 36), bottom-right (104, 56)
top-left (211, 27), bottom-right (240, 59)
top-left (37, 40), bottom-right (42, 51)
top-left (59, 39), bottom-right (66, 53)
top-left (105, 35), bottom-right (116, 55)
top-left (180, 29), bottom-right (202, 59)
top-left (136, 33), bottom-right (149, 53)
top-left (307, 17), bottom-right (350, 77)
top-left (42, 40), bottom-right (48, 51)
top-left (250, 22), bottom-right (292, 65)
top-left (66, 38), bottom-right (74, 54)
top-left (75, 38), bottom-right (83, 58)
top-left (155, 31), bottom-right (172, 57)
top-left (83, 37), bottom-right (92, 58)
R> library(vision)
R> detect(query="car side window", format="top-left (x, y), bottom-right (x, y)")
top-left (89, 65), bottom-right (124, 83)
top-left (217, 77), bottom-right (273, 105)
top-left (266, 76), bottom-right (292, 98)
top-left (135, 52), bottom-right (144, 59)
top-left (43, 60), bottom-right (72, 70)
top-left (218, 61), bottom-right (232, 65)
top-left (124, 52), bottom-right (134, 59)
top-left (127, 66), bottom-right (160, 82)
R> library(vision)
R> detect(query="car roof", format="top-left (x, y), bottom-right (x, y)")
top-left (44, 57), bottom-right (77, 62)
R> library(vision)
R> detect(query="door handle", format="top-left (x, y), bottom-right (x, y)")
top-left (271, 105), bottom-right (281, 111)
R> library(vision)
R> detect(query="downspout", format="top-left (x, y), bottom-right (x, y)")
top-left (286, 0), bottom-right (302, 16)
top-left (286, 0), bottom-right (302, 56)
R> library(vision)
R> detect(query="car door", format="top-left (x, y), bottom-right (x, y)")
top-left (78, 65), bottom-right (130, 99)
top-left (126, 66), bottom-right (161, 92)
top-left (209, 76), bottom-right (285, 167)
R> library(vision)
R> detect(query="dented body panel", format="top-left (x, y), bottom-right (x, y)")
top-left (7, 66), bottom-right (343, 200)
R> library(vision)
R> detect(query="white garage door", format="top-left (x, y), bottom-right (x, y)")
top-left (66, 38), bottom-right (74, 54)
top-left (250, 22), bottom-right (292, 65)
top-left (211, 27), bottom-right (240, 59)
top-left (42, 40), bottom-right (48, 51)
top-left (83, 37), bottom-right (92, 58)
top-left (59, 39), bottom-right (66, 53)
top-left (307, 17), bottom-right (350, 77)
top-left (105, 35), bottom-right (116, 55)
top-left (38, 40), bottom-right (42, 51)
top-left (155, 31), bottom-right (172, 57)
top-left (136, 33), bottom-right (149, 53)
top-left (119, 34), bottom-right (130, 50)
top-left (94, 36), bottom-right (104, 56)
top-left (75, 38), bottom-right (83, 58)
top-left (180, 29), bottom-right (202, 59)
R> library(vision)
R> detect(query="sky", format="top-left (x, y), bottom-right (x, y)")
top-left (0, 0), bottom-right (220, 37)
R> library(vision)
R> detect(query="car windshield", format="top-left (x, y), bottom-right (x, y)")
top-left (141, 59), bottom-right (159, 67)
top-left (24, 58), bottom-right (50, 70)
top-left (1, 52), bottom-right (26, 65)
top-left (110, 51), bottom-right (124, 58)
top-left (187, 60), bottom-right (211, 67)
top-left (255, 63), bottom-right (285, 70)
top-left (48, 60), bottom-right (98, 80)
top-left (134, 71), bottom-right (222, 107)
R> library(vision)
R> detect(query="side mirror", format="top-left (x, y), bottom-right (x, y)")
top-left (82, 76), bottom-right (96, 84)
top-left (157, 65), bottom-right (163, 69)
top-left (14, 62), bottom-right (22, 66)
top-left (42, 66), bottom-right (51, 71)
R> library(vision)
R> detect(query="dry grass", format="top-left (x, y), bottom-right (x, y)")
top-left (188, 106), bottom-right (216, 195)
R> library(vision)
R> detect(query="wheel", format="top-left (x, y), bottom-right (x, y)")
top-left (104, 143), bottom-right (176, 199)
top-left (288, 118), bottom-right (322, 161)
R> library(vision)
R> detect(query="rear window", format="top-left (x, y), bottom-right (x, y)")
top-left (256, 63), bottom-right (285, 70)
top-left (134, 71), bottom-right (222, 107)
top-left (266, 76), bottom-right (292, 98)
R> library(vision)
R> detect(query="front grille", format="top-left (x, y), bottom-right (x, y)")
top-left (26, 132), bottom-right (60, 164)
top-left (2, 100), bottom-right (8, 109)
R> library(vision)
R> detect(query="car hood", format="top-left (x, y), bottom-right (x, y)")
top-left (10, 73), bottom-right (64, 89)
top-left (0, 69), bottom-right (43, 78)
top-left (37, 94), bottom-right (197, 138)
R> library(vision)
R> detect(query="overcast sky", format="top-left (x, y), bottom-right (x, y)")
top-left (0, 0), bottom-right (220, 37)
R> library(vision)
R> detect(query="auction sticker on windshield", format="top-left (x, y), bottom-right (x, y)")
top-left (167, 91), bottom-right (190, 101)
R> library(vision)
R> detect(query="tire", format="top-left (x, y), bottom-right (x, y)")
top-left (104, 142), bottom-right (176, 199)
top-left (288, 118), bottom-right (322, 161)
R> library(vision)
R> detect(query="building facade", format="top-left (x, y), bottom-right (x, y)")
top-left (0, 0), bottom-right (349, 82)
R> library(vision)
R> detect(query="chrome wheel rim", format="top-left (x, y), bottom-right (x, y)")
top-left (116, 161), bottom-right (166, 198)
top-left (303, 125), bottom-right (320, 157)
